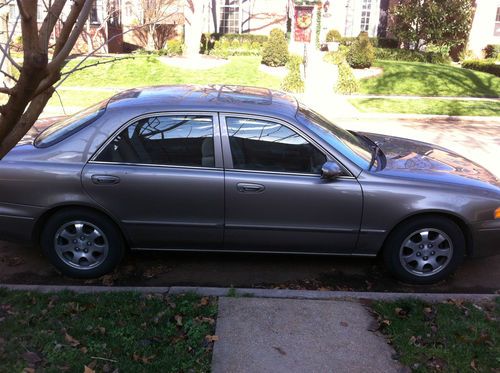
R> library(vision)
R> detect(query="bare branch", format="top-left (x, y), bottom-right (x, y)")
top-left (39, 0), bottom-right (67, 51)
top-left (0, 14), bottom-right (20, 73)
top-left (60, 56), bottom-right (130, 76)
top-left (0, 0), bottom-right (14, 10)
top-left (0, 42), bottom-right (21, 70)
top-left (54, 15), bottom-right (178, 89)
top-left (16, 0), bottom-right (31, 21)
top-left (0, 87), bottom-right (13, 95)
top-left (50, 0), bottom-right (93, 68)
top-left (1, 68), bottom-right (18, 82)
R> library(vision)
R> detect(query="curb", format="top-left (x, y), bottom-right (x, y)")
top-left (1, 284), bottom-right (497, 302)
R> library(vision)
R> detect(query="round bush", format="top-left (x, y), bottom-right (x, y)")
top-left (326, 29), bottom-right (342, 42)
top-left (346, 32), bottom-right (375, 69)
top-left (262, 29), bottom-right (289, 67)
top-left (281, 55), bottom-right (304, 93)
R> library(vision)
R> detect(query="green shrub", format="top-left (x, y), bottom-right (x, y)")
top-left (346, 32), bottom-right (375, 69)
top-left (483, 44), bottom-right (500, 59)
top-left (324, 45), bottom-right (349, 65)
top-left (201, 33), bottom-right (268, 54)
top-left (374, 48), bottom-right (450, 64)
top-left (262, 29), bottom-right (289, 67)
top-left (281, 55), bottom-right (304, 93)
top-left (341, 37), bottom-right (398, 48)
top-left (326, 29), bottom-right (342, 42)
top-left (462, 59), bottom-right (500, 77)
top-left (210, 37), bottom-right (263, 58)
top-left (159, 39), bottom-right (184, 57)
top-left (335, 61), bottom-right (359, 94)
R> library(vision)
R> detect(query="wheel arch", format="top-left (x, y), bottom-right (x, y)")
top-left (379, 211), bottom-right (474, 257)
top-left (32, 203), bottom-right (131, 248)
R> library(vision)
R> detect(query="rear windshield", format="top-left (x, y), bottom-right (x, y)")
top-left (35, 102), bottom-right (106, 148)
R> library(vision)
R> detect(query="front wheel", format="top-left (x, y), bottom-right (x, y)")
top-left (383, 217), bottom-right (465, 284)
top-left (41, 208), bottom-right (125, 278)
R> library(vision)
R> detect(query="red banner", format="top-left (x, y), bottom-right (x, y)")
top-left (294, 6), bottom-right (314, 43)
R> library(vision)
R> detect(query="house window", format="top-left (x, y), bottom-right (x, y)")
top-left (219, 0), bottom-right (240, 34)
top-left (360, 0), bottom-right (372, 32)
top-left (90, 0), bottom-right (100, 24)
top-left (37, 2), bottom-right (44, 22)
top-left (8, 3), bottom-right (17, 20)
top-left (125, 1), bottom-right (133, 18)
top-left (495, 7), bottom-right (500, 36)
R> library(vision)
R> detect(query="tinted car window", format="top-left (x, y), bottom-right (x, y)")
top-left (35, 102), bottom-right (106, 148)
top-left (96, 115), bottom-right (215, 167)
top-left (226, 117), bottom-right (326, 174)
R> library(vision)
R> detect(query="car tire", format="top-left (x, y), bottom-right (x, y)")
top-left (40, 208), bottom-right (125, 278)
top-left (383, 216), bottom-right (465, 284)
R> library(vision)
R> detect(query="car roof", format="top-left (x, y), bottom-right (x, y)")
top-left (105, 85), bottom-right (299, 119)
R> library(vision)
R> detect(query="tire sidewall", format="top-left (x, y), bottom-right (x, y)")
top-left (41, 208), bottom-right (125, 278)
top-left (383, 217), bottom-right (465, 284)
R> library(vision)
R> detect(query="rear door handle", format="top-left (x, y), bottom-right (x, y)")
top-left (237, 183), bottom-right (265, 193)
top-left (91, 175), bottom-right (120, 185)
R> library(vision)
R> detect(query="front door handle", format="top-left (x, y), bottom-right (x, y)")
top-left (237, 183), bottom-right (265, 193)
top-left (91, 175), bottom-right (120, 185)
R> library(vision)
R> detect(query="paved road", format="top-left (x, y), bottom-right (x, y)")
top-left (1, 241), bottom-right (498, 294)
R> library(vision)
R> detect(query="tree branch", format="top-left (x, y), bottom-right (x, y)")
top-left (0, 42), bottom-right (21, 70)
top-left (0, 87), bottom-right (13, 95)
top-left (1, 68), bottom-right (18, 82)
top-left (50, 0), bottom-right (93, 69)
top-left (16, 0), bottom-right (31, 21)
top-left (60, 56), bottom-right (130, 76)
top-left (39, 0), bottom-right (68, 52)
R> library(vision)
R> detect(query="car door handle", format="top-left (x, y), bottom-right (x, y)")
top-left (91, 175), bottom-right (120, 185)
top-left (237, 183), bottom-right (265, 193)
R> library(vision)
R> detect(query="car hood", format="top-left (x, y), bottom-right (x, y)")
top-left (17, 116), bottom-right (66, 145)
top-left (361, 132), bottom-right (499, 188)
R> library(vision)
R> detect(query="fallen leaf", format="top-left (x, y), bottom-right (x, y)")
top-left (174, 315), bottom-right (183, 326)
top-left (64, 333), bottom-right (80, 347)
top-left (205, 335), bottom-right (219, 342)
top-left (133, 353), bottom-right (156, 364)
top-left (199, 297), bottom-right (209, 306)
top-left (23, 368), bottom-right (35, 373)
top-left (84, 365), bottom-right (95, 373)
top-left (80, 347), bottom-right (88, 354)
top-left (470, 359), bottom-right (478, 371)
top-left (22, 351), bottom-right (42, 365)
top-left (98, 326), bottom-right (106, 335)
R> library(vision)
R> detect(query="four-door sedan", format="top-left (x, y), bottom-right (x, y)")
top-left (1, 85), bottom-right (499, 283)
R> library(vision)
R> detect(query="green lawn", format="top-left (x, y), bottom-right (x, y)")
top-left (372, 298), bottom-right (500, 372)
top-left (350, 98), bottom-right (500, 116)
top-left (359, 60), bottom-right (500, 98)
top-left (0, 289), bottom-right (217, 372)
top-left (61, 55), bottom-right (281, 89)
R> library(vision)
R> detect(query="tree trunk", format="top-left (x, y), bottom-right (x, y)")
top-left (184, 0), bottom-right (207, 57)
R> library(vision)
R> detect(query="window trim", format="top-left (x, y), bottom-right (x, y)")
top-left (89, 111), bottom-right (223, 169)
top-left (218, 113), bottom-right (354, 178)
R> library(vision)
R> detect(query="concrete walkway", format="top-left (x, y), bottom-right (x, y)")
top-left (211, 297), bottom-right (403, 373)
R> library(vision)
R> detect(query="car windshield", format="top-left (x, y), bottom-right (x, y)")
top-left (35, 101), bottom-right (107, 148)
top-left (296, 105), bottom-right (374, 170)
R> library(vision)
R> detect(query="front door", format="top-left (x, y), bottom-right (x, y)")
top-left (82, 113), bottom-right (224, 249)
top-left (221, 114), bottom-right (363, 254)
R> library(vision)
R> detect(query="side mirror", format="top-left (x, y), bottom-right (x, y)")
top-left (321, 161), bottom-right (342, 180)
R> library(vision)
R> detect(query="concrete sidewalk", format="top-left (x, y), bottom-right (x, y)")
top-left (211, 297), bottom-right (403, 373)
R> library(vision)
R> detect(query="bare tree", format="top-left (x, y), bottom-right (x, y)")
top-left (132, 0), bottom-right (179, 50)
top-left (0, 0), bottom-right (93, 159)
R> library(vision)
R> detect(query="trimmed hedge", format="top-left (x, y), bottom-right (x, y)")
top-left (201, 33), bottom-right (268, 55)
top-left (462, 59), bottom-right (500, 77)
top-left (262, 29), bottom-right (289, 67)
top-left (158, 39), bottom-right (183, 57)
top-left (281, 55), bottom-right (304, 93)
top-left (326, 29), bottom-right (342, 42)
top-left (335, 61), bottom-right (359, 94)
top-left (346, 32), bottom-right (375, 69)
top-left (210, 39), bottom-right (263, 58)
top-left (375, 47), bottom-right (451, 64)
top-left (341, 37), bottom-right (398, 49)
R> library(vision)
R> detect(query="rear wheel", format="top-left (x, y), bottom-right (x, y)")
top-left (383, 216), bottom-right (465, 284)
top-left (41, 208), bottom-right (125, 278)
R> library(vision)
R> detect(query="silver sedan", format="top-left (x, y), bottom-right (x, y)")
top-left (1, 85), bottom-right (499, 284)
